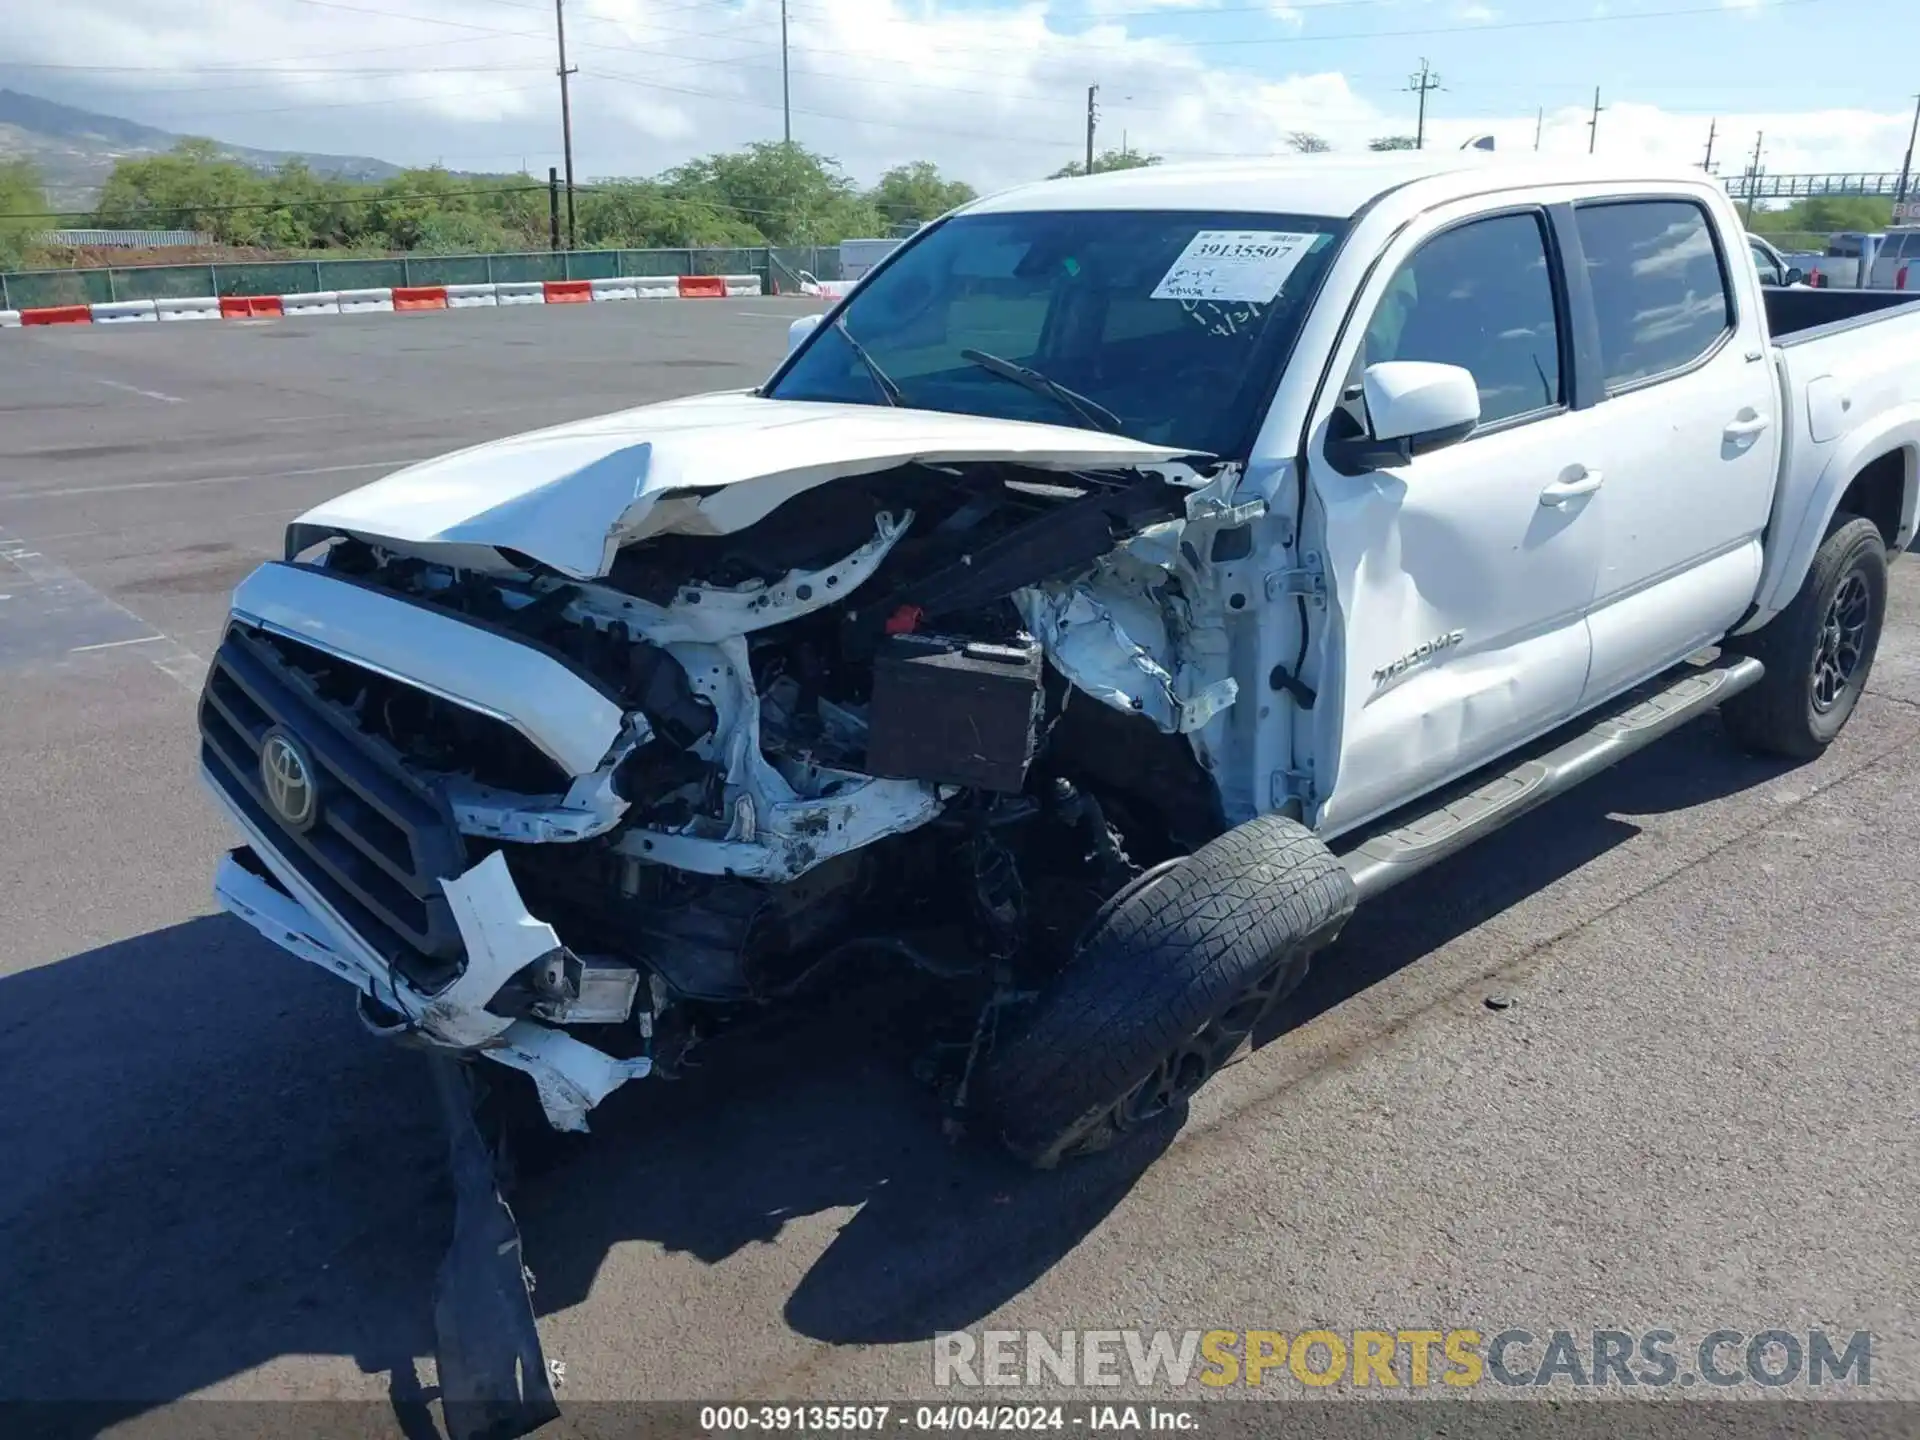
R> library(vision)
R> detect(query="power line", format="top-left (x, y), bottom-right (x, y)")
top-left (1406, 58), bottom-right (1441, 150)
top-left (776, 0), bottom-right (1831, 57)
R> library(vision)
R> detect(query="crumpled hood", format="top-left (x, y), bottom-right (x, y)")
top-left (291, 391), bottom-right (1203, 579)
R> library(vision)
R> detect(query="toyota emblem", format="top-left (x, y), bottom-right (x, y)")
top-left (260, 729), bottom-right (318, 830)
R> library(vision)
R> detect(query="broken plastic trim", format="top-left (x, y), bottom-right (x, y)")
top-left (208, 778), bottom-right (652, 1129)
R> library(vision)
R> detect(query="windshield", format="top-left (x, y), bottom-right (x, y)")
top-left (767, 209), bottom-right (1347, 455)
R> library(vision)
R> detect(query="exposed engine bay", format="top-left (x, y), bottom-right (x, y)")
top-left (215, 455), bottom-right (1255, 1114)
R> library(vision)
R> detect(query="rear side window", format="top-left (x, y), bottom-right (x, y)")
top-left (1361, 210), bottom-right (1563, 426)
top-left (1576, 200), bottom-right (1733, 389)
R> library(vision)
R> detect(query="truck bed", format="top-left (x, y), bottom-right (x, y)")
top-left (1747, 283), bottom-right (1920, 625)
top-left (1764, 285), bottom-right (1920, 344)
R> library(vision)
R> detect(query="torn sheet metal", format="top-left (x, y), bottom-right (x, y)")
top-left (446, 767), bottom-right (632, 845)
top-left (487, 1022), bottom-right (652, 1133)
top-left (558, 508), bottom-right (916, 646)
top-left (289, 390), bottom-right (1208, 580)
top-left (613, 629), bottom-right (944, 882)
top-left (1018, 558), bottom-right (1239, 736)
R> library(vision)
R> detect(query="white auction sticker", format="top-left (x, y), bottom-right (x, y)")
top-left (1150, 229), bottom-right (1323, 303)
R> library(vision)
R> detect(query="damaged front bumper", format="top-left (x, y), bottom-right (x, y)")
top-left (209, 784), bottom-right (650, 1132)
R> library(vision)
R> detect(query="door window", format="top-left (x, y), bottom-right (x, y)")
top-left (1576, 200), bottom-right (1734, 390)
top-left (1361, 211), bottom-right (1563, 426)
top-left (1748, 238), bottom-right (1783, 285)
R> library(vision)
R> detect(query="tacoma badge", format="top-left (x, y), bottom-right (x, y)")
top-left (1372, 630), bottom-right (1465, 689)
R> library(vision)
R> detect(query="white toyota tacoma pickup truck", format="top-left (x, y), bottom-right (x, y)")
top-left (202, 154), bottom-right (1920, 1169)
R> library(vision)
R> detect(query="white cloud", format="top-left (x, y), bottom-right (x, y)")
top-left (1455, 3), bottom-right (1498, 21)
top-left (1, 0), bottom-right (1911, 192)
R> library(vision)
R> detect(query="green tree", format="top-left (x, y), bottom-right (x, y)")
top-left (93, 138), bottom-right (272, 243)
top-left (866, 161), bottom-right (975, 227)
top-left (577, 180), bottom-right (766, 248)
top-left (0, 159), bottom-right (47, 271)
top-left (1748, 195), bottom-right (1895, 240)
top-left (1286, 131), bottom-right (1333, 153)
top-left (1368, 135), bottom-right (1419, 151)
top-left (662, 142), bottom-right (881, 244)
top-left (1049, 146), bottom-right (1162, 179)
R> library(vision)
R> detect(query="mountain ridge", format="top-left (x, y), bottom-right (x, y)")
top-left (0, 87), bottom-right (405, 212)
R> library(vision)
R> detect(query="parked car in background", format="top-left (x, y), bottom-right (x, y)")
top-left (1866, 227), bottom-right (1919, 289)
top-left (1748, 232), bottom-right (1808, 287)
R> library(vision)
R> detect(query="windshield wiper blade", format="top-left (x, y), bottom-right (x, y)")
top-left (958, 348), bottom-right (1122, 434)
top-left (836, 318), bottom-right (901, 406)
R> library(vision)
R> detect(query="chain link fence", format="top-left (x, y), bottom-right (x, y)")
top-left (0, 245), bottom-right (847, 311)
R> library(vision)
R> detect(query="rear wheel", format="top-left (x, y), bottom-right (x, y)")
top-left (1723, 513), bottom-right (1887, 759)
top-left (976, 814), bottom-right (1354, 1168)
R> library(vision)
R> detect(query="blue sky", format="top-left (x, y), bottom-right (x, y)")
top-left (6, 0), bottom-right (1915, 188)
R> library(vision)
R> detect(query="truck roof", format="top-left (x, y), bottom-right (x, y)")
top-left (964, 152), bottom-right (1724, 221)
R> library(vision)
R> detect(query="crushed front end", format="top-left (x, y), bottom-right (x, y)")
top-left (201, 451), bottom-right (1252, 1133)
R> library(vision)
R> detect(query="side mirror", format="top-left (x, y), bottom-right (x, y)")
top-left (1784, 266), bottom-right (1806, 286)
top-left (787, 314), bottom-right (823, 354)
top-left (1326, 360), bottom-right (1482, 474)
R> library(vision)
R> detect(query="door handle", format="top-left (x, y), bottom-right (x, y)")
top-left (1724, 412), bottom-right (1772, 438)
top-left (1539, 469), bottom-right (1603, 506)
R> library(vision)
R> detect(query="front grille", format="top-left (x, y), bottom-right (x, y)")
top-left (199, 622), bottom-right (471, 989)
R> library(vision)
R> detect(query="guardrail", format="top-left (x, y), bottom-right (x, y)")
top-left (0, 244), bottom-right (844, 314)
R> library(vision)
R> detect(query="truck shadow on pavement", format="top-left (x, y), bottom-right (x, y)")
top-left (0, 712), bottom-right (1792, 1428)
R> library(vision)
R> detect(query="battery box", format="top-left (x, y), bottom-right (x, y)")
top-left (866, 632), bottom-right (1044, 793)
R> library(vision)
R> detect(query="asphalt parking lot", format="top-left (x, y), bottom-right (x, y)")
top-left (3, 300), bottom-right (1918, 1427)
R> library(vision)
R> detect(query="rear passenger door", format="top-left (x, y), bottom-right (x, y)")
top-left (1572, 196), bottom-right (1781, 707)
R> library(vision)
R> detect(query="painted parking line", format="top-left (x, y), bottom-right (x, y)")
top-left (0, 530), bottom-right (203, 692)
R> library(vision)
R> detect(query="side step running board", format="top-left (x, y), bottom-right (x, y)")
top-left (1336, 654), bottom-right (1764, 903)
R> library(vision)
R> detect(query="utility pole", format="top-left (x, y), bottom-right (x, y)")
top-left (1702, 117), bottom-right (1718, 173)
top-left (553, 0), bottom-right (578, 249)
top-left (780, 0), bottom-right (791, 145)
top-left (1587, 86), bottom-right (1605, 154)
top-left (1743, 131), bottom-right (1764, 226)
top-left (1533, 107), bottom-right (1543, 152)
top-left (1406, 59), bottom-right (1441, 150)
top-left (1086, 85), bottom-right (1099, 175)
top-left (1897, 91), bottom-right (1920, 201)
top-left (548, 166), bottom-right (560, 252)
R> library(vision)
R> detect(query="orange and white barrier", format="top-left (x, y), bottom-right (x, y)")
top-left (91, 299), bottom-right (158, 323)
top-left (7, 273), bottom-right (798, 335)
top-left (157, 296), bottom-right (222, 321)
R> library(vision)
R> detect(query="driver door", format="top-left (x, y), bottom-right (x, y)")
top-left (1305, 203), bottom-right (1607, 838)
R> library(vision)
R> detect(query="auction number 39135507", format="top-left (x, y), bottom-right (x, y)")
top-left (698, 1405), bottom-right (1099, 1433)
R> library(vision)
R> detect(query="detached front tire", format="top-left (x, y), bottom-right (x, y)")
top-left (1723, 513), bottom-right (1888, 760)
top-left (977, 814), bottom-right (1354, 1168)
